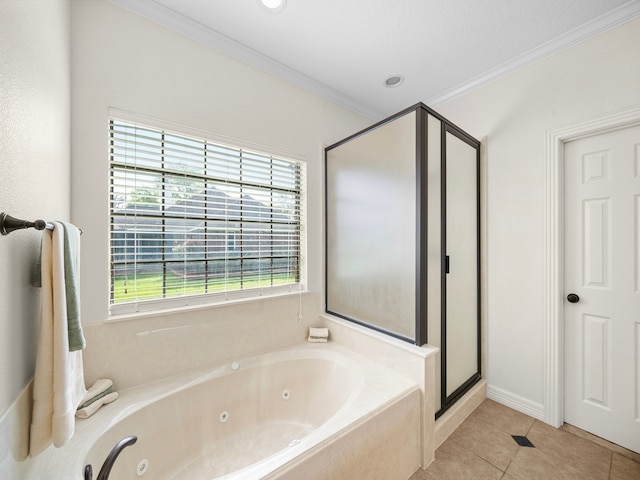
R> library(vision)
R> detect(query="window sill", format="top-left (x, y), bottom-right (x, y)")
top-left (105, 287), bottom-right (306, 324)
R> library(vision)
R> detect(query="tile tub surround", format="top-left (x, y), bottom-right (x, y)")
top-left (269, 387), bottom-right (421, 480)
top-left (410, 399), bottom-right (640, 480)
top-left (82, 292), bottom-right (322, 391)
top-left (320, 314), bottom-right (439, 467)
top-left (18, 342), bottom-right (420, 480)
top-left (0, 383), bottom-right (32, 479)
top-left (4, 293), bottom-right (318, 478)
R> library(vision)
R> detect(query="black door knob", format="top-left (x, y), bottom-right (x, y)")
top-left (567, 293), bottom-right (580, 303)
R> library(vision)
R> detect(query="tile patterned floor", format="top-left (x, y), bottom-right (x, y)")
top-left (410, 399), bottom-right (640, 480)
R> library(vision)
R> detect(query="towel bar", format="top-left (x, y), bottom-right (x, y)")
top-left (0, 212), bottom-right (82, 236)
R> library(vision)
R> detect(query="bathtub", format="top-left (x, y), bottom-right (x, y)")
top-left (59, 342), bottom-right (421, 480)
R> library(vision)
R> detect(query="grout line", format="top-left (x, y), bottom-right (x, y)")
top-left (447, 415), bottom-right (523, 475)
top-left (607, 450), bottom-right (613, 480)
top-left (526, 419), bottom-right (536, 436)
top-left (502, 446), bottom-right (518, 476)
top-left (561, 423), bottom-right (640, 464)
top-left (448, 436), bottom-right (506, 475)
top-left (430, 402), bottom-right (639, 480)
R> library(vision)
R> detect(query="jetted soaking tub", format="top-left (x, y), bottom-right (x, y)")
top-left (72, 342), bottom-right (421, 480)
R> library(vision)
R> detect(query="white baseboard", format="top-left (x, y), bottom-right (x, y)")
top-left (486, 384), bottom-right (545, 422)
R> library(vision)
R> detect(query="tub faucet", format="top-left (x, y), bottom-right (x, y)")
top-left (84, 435), bottom-right (138, 480)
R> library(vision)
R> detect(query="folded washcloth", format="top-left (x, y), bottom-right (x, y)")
top-left (77, 379), bottom-right (113, 410)
top-left (308, 327), bottom-right (329, 343)
top-left (76, 392), bottom-right (118, 419)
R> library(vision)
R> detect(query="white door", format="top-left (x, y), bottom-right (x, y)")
top-left (564, 124), bottom-right (640, 453)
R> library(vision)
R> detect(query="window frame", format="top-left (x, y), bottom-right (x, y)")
top-left (108, 116), bottom-right (306, 316)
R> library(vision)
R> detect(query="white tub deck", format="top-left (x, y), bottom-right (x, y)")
top-left (24, 342), bottom-right (421, 480)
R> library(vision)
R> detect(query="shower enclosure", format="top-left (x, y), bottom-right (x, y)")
top-left (325, 103), bottom-right (480, 416)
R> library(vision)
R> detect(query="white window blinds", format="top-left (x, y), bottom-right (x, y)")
top-left (109, 119), bottom-right (303, 314)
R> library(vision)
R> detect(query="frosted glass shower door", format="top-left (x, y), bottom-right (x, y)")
top-left (325, 111), bottom-right (417, 340)
top-left (444, 127), bottom-right (480, 399)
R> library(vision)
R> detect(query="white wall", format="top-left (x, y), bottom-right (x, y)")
top-left (436, 17), bottom-right (640, 418)
top-left (0, 0), bottom-right (71, 471)
top-left (71, 0), bottom-right (369, 388)
top-left (5, 2), bottom-right (634, 468)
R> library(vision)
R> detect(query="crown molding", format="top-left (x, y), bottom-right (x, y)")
top-left (108, 0), bottom-right (640, 116)
top-left (107, 0), bottom-right (384, 120)
top-left (427, 0), bottom-right (640, 106)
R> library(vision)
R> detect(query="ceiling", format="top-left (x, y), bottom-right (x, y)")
top-left (110, 0), bottom-right (640, 119)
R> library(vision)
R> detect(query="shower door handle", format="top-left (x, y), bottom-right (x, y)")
top-left (445, 255), bottom-right (450, 274)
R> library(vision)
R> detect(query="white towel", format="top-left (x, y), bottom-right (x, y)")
top-left (307, 327), bottom-right (329, 343)
top-left (77, 379), bottom-right (113, 410)
top-left (30, 222), bottom-right (87, 456)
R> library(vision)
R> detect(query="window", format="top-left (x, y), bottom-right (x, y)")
top-left (109, 119), bottom-right (304, 314)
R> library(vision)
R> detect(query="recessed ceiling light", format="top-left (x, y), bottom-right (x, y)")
top-left (384, 75), bottom-right (404, 88)
top-left (258, 0), bottom-right (287, 14)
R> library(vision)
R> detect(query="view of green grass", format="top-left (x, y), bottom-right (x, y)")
top-left (112, 272), bottom-right (296, 303)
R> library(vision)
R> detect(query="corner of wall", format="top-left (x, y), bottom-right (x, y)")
top-left (486, 384), bottom-right (545, 422)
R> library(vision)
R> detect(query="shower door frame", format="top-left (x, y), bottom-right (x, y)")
top-left (438, 122), bottom-right (482, 417)
top-left (324, 104), bottom-right (429, 345)
top-left (324, 103), bottom-right (481, 416)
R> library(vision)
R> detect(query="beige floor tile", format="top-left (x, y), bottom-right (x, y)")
top-left (449, 415), bottom-right (519, 471)
top-left (470, 399), bottom-right (535, 436)
top-left (561, 423), bottom-right (640, 464)
top-left (421, 438), bottom-right (503, 480)
top-left (408, 466), bottom-right (429, 480)
top-left (505, 446), bottom-right (587, 480)
top-left (525, 420), bottom-right (611, 480)
top-left (610, 453), bottom-right (640, 480)
top-left (411, 399), bottom-right (640, 480)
